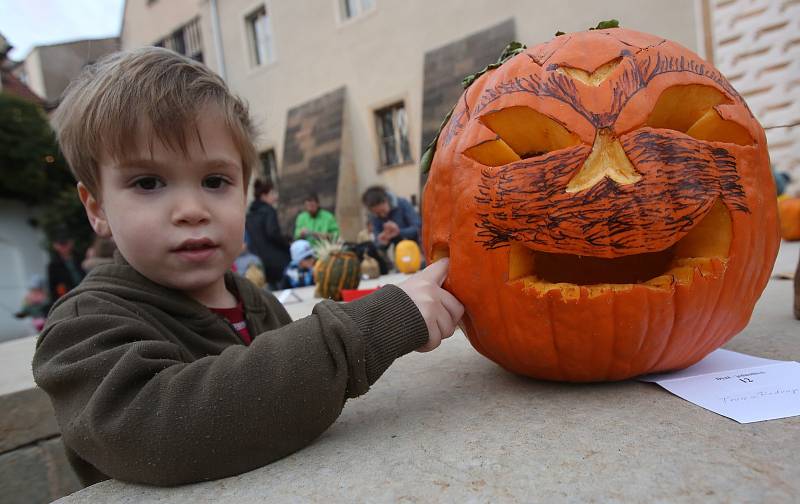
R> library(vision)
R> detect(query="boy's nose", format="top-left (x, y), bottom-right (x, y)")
top-left (172, 192), bottom-right (211, 225)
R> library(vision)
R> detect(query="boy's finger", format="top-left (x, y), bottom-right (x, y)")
top-left (440, 290), bottom-right (464, 324)
top-left (418, 258), bottom-right (449, 286)
top-left (437, 312), bottom-right (456, 340)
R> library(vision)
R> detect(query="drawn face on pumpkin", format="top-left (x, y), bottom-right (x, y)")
top-left (422, 29), bottom-right (779, 381)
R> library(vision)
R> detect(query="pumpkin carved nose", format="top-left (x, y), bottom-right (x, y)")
top-left (566, 128), bottom-right (641, 193)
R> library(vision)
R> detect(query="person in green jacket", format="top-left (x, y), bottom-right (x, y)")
top-left (32, 47), bottom-right (463, 487)
top-left (293, 192), bottom-right (339, 245)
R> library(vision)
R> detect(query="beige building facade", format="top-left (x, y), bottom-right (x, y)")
top-left (121, 0), bottom-right (706, 239)
top-left (19, 37), bottom-right (120, 105)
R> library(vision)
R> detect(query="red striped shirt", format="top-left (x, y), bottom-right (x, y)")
top-left (209, 303), bottom-right (252, 345)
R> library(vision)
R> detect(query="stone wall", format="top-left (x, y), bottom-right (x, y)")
top-left (419, 19), bottom-right (516, 187)
top-left (279, 87), bottom-right (353, 238)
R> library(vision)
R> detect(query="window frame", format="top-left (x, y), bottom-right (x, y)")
top-left (259, 149), bottom-right (279, 185)
top-left (336, 0), bottom-right (376, 24)
top-left (153, 17), bottom-right (203, 62)
top-left (245, 4), bottom-right (276, 68)
top-left (374, 101), bottom-right (413, 169)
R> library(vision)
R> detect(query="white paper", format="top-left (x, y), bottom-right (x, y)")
top-left (639, 349), bottom-right (800, 423)
top-left (275, 289), bottom-right (302, 304)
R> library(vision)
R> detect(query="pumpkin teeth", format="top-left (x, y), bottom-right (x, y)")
top-left (507, 201), bottom-right (732, 296)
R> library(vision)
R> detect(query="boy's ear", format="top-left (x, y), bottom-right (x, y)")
top-left (77, 182), bottom-right (111, 238)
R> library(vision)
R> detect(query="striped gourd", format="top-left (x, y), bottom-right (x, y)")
top-left (313, 240), bottom-right (361, 301)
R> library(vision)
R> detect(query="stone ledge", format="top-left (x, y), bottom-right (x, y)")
top-left (0, 437), bottom-right (81, 504)
top-left (0, 386), bottom-right (60, 454)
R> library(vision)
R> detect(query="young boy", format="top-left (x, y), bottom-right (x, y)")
top-left (282, 239), bottom-right (316, 288)
top-left (32, 47), bottom-right (463, 487)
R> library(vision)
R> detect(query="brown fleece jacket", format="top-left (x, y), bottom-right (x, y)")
top-left (32, 255), bottom-right (428, 487)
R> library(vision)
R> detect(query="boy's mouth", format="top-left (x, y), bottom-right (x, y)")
top-left (172, 238), bottom-right (219, 261)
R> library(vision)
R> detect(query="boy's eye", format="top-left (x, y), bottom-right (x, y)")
top-left (133, 177), bottom-right (164, 191)
top-left (203, 175), bottom-right (230, 189)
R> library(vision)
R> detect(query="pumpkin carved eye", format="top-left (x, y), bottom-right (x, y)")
top-left (463, 106), bottom-right (581, 166)
top-left (646, 84), bottom-right (753, 146)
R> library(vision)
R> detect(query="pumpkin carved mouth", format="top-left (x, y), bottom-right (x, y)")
top-left (507, 199), bottom-right (732, 297)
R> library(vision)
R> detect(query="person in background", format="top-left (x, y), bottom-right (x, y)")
top-left (47, 227), bottom-right (85, 302)
top-left (361, 186), bottom-right (421, 249)
top-left (245, 178), bottom-right (291, 290)
top-left (82, 236), bottom-right (116, 272)
top-left (282, 239), bottom-right (316, 289)
top-left (233, 240), bottom-right (266, 289)
top-left (14, 274), bottom-right (49, 332)
top-left (294, 192), bottom-right (339, 245)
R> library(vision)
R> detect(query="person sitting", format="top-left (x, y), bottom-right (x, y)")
top-left (282, 239), bottom-right (316, 289)
top-left (294, 192), bottom-right (339, 245)
top-left (361, 185), bottom-right (421, 250)
top-left (233, 241), bottom-right (266, 289)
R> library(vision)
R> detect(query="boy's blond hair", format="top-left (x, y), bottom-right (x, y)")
top-left (53, 47), bottom-right (257, 197)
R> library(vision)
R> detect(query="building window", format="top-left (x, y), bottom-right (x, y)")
top-left (375, 102), bottom-right (412, 167)
top-left (154, 17), bottom-right (203, 62)
top-left (340, 0), bottom-right (375, 21)
top-left (246, 6), bottom-right (274, 67)
top-left (260, 149), bottom-right (278, 183)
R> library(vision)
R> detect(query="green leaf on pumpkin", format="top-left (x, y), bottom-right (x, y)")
top-left (591, 19), bottom-right (620, 30)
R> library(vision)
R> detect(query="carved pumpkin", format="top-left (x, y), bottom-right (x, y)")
top-left (395, 239), bottom-right (422, 273)
top-left (422, 27), bottom-right (780, 381)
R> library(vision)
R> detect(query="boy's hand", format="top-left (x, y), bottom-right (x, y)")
top-left (398, 259), bottom-right (464, 352)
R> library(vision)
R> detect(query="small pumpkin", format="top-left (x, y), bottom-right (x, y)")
top-left (313, 240), bottom-right (361, 301)
top-left (360, 255), bottom-right (381, 279)
top-left (778, 197), bottom-right (800, 241)
top-left (422, 26), bottom-right (779, 381)
top-left (394, 239), bottom-right (422, 274)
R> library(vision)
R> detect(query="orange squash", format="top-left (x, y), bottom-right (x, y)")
top-left (422, 27), bottom-right (780, 381)
top-left (778, 198), bottom-right (800, 241)
top-left (394, 239), bottom-right (422, 273)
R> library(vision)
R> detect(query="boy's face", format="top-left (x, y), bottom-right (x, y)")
top-left (79, 107), bottom-right (247, 306)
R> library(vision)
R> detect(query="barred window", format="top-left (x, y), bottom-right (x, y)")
top-left (154, 17), bottom-right (203, 62)
top-left (375, 103), bottom-right (412, 167)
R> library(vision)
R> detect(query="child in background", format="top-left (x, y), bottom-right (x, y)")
top-left (233, 241), bottom-right (266, 289)
top-left (33, 47), bottom-right (463, 488)
top-left (282, 239), bottom-right (316, 288)
top-left (15, 274), bottom-right (49, 332)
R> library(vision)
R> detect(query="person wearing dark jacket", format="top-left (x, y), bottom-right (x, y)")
top-left (362, 185), bottom-right (421, 249)
top-left (47, 230), bottom-right (85, 303)
top-left (246, 178), bottom-right (291, 289)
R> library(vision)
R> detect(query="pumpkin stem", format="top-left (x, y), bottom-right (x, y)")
top-left (591, 19), bottom-right (620, 30)
top-left (555, 19), bottom-right (621, 37)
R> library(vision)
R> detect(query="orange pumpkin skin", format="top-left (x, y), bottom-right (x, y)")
top-left (778, 198), bottom-right (800, 241)
top-left (422, 28), bottom-right (780, 382)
